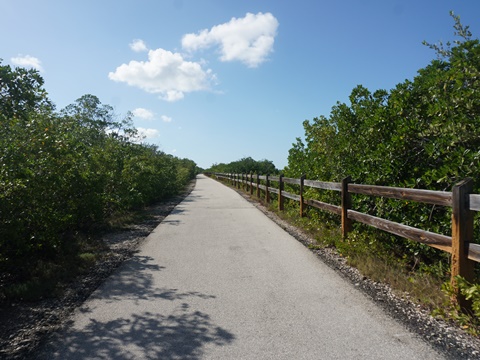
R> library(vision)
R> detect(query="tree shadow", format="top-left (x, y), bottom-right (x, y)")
top-left (162, 219), bottom-right (182, 226)
top-left (38, 253), bottom-right (234, 359)
top-left (86, 256), bottom-right (214, 305)
top-left (181, 194), bottom-right (202, 202)
top-left (42, 305), bottom-right (234, 359)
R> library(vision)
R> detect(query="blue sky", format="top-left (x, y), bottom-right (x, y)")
top-left (2, 0), bottom-right (480, 170)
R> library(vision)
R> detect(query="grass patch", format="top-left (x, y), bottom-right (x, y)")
top-left (347, 251), bottom-right (447, 307)
top-left (106, 209), bottom-right (148, 230)
top-left (1, 232), bottom-right (105, 302)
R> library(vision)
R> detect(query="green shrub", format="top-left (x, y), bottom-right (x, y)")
top-left (0, 61), bottom-right (197, 297)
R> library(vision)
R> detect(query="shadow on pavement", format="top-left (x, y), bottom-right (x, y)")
top-left (43, 305), bottom-right (234, 359)
top-left (38, 254), bottom-right (234, 359)
top-left (86, 256), bottom-right (215, 305)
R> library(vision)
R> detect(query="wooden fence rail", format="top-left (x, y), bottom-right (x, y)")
top-left (211, 172), bottom-right (480, 310)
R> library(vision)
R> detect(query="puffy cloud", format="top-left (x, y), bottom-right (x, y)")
top-left (130, 39), bottom-right (148, 52)
top-left (161, 115), bottom-right (172, 123)
top-left (132, 107), bottom-right (154, 119)
top-left (10, 55), bottom-right (44, 71)
top-left (137, 127), bottom-right (160, 139)
top-left (109, 48), bottom-right (214, 101)
top-left (182, 12), bottom-right (279, 68)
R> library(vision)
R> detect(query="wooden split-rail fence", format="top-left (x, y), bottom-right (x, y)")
top-left (210, 172), bottom-right (480, 310)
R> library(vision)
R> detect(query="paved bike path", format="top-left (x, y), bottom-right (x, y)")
top-left (41, 175), bottom-right (444, 359)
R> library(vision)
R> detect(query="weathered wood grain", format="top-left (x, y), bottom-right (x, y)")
top-left (304, 179), bottom-right (342, 191)
top-left (283, 191), bottom-right (301, 201)
top-left (341, 177), bottom-right (353, 238)
top-left (347, 210), bottom-right (452, 251)
top-left (348, 184), bottom-right (452, 207)
top-left (305, 199), bottom-right (342, 215)
top-left (283, 177), bottom-right (302, 185)
top-left (469, 194), bottom-right (480, 211)
top-left (467, 243), bottom-right (480, 263)
top-left (451, 179), bottom-right (475, 311)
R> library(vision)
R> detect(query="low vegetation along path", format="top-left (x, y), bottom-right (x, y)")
top-left (40, 175), bottom-right (445, 359)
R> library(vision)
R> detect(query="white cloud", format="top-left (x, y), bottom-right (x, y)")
top-left (182, 12), bottom-right (279, 68)
top-left (130, 39), bottom-right (148, 52)
top-left (109, 48), bottom-right (215, 101)
top-left (11, 55), bottom-right (44, 71)
top-left (137, 127), bottom-right (160, 139)
top-left (161, 115), bottom-right (172, 123)
top-left (133, 108), bottom-right (154, 120)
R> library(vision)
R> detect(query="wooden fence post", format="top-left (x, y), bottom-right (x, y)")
top-left (341, 176), bottom-right (352, 239)
top-left (256, 173), bottom-right (260, 198)
top-left (451, 178), bottom-right (475, 312)
top-left (300, 174), bottom-right (306, 217)
top-left (266, 174), bottom-right (270, 203)
top-left (250, 172), bottom-right (253, 195)
top-left (278, 174), bottom-right (284, 211)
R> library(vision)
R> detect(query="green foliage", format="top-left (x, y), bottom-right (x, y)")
top-left (284, 12), bottom-right (480, 269)
top-left (457, 276), bottom-right (480, 319)
top-left (0, 61), bottom-right (197, 298)
top-left (0, 59), bottom-right (54, 119)
top-left (435, 277), bottom-right (480, 335)
top-left (207, 156), bottom-right (278, 174)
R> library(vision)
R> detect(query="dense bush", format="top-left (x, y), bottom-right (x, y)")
top-left (284, 13), bottom-right (480, 269)
top-left (207, 156), bottom-right (278, 174)
top-left (0, 62), bottom-right (197, 280)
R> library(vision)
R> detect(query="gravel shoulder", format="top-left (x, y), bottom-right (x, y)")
top-left (1, 177), bottom-right (480, 359)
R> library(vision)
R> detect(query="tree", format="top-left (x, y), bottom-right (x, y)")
top-left (0, 60), bottom-right (53, 120)
top-left (284, 12), bottom-right (480, 264)
top-left (207, 157), bottom-right (278, 174)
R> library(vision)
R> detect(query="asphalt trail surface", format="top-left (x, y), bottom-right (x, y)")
top-left (40, 175), bottom-right (445, 359)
